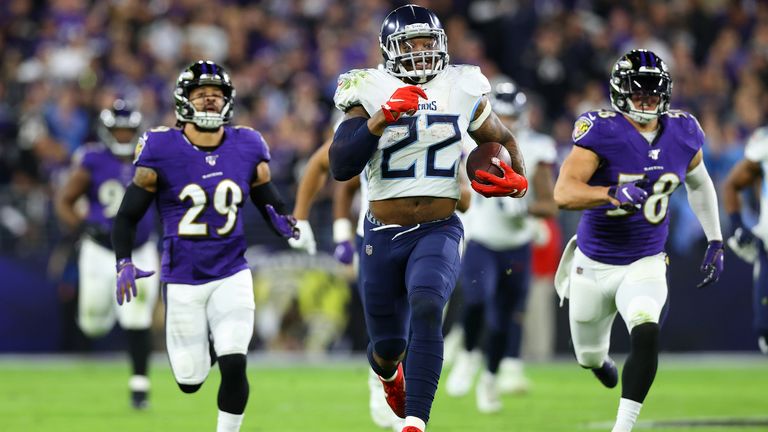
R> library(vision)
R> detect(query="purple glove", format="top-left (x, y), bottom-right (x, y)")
top-left (116, 258), bottom-right (155, 305)
top-left (265, 204), bottom-right (300, 240)
top-left (609, 180), bottom-right (648, 212)
top-left (697, 240), bottom-right (724, 289)
top-left (334, 240), bottom-right (355, 265)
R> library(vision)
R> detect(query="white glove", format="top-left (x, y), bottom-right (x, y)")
top-left (288, 220), bottom-right (317, 255)
top-left (726, 228), bottom-right (758, 264)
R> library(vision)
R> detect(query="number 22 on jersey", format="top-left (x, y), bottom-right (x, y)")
top-left (178, 179), bottom-right (243, 236)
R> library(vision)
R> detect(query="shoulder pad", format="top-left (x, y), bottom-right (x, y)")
top-left (745, 126), bottom-right (768, 162)
top-left (451, 65), bottom-right (491, 97)
top-left (664, 110), bottom-right (704, 152)
top-left (71, 145), bottom-right (91, 167)
top-left (334, 68), bottom-right (380, 112)
top-left (230, 125), bottom-right (271, 162)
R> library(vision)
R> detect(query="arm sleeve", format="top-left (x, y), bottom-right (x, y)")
top-left (329, 117), bottom-right (380, 181)
top-left (685, 161), bottom-right (723, 242)
top-left (250, 181), bottom-right (290, 237)
top-left (744, 127), bottom-right (768, 163)
top-left (112, 184), bottom-right (156, 260)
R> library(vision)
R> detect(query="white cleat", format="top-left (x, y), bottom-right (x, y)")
top-left (476, 371), bottom-right (502, 413)
top-left (759, 336), bottom-right (768, 354)
top-left (497, 358), bottom-right (530, 395)
top-left (445, 350), bottom-right (481, 397)
top-left (442, 328), bottom-right (464, 368)
top-left (369, 369), bottom-right (401, 428)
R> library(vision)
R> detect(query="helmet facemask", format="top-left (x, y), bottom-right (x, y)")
top-left (381, 24), bottom-right (448, 83)
top-left (174, 62), bottom-right (235, 130)
top-left (610, 54), bottom-right (672, 124)
top-left (98, 101), bottom-right (143, 157)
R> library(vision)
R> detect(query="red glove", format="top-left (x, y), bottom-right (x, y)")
top-left (471, 158), bottom-right (528, 198)
top-left (381, 85), bottom-right (427, 123)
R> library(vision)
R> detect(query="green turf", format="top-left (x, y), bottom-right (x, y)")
top-left (0, 357), bottom-right (766, 431)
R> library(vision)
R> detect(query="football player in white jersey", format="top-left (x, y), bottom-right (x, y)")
top-left (445, 82), bottom-right (558, 412)
top-left (723, 127), bottom-right (768, 353)
top-left (54, 99), bottom-right (159, 409)
top-left (329, 5), bottom-right (527, 432)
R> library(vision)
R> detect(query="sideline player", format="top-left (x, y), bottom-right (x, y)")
top-left (554, 49), bottom-right (723, 432)
top-left (329, 5), bottom-right (527, 432)
top-left (722, 127), bottom-right (768, 353)
top-left (110, 61), bottom-right (299, 432)
top-left (55, 98), bottom-right (159, 409)
top-left (445, 82), bottom-right (557, 413)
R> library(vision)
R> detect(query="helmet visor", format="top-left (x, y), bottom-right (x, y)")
top-left (620, 73), bottom-right (670, 97)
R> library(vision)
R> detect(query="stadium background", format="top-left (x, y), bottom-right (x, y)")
top-left (0, 0), bottom-right (762, 357)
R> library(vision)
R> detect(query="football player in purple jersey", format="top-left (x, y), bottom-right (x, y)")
top-left (55, 98), bottom-right (158, 410)
top-left (553, 49), bottom-right (723, 432)
top-left (110, 61), bottom-right (299, 432)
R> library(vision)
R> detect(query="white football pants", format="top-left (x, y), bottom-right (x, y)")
top-left (568, 248), bottom-right (667, 368)
top-left (78, 237), bottom-right (160, 336)
top-left (165, 269), bottom-right (255, 385)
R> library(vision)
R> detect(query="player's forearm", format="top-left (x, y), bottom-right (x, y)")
top-left (112, 184), bottom-right (154, 260)
top-left (528, 164), bottom-right (557, 217)
top-left (501, 139), bottom-right (526, 177)
top-left (554, 179), bottom-right (613, 210)
top-left (330, 117), bottom-right (380, 181)
top-left (332, 179), bottom-right (358, 221)
top-left (721, 179), bottom-right (743, 216)
top-left (686, 163), bottom-right (723, 241)
top-left (293, 160), bottom-right (328, 220)
top-left (54, 199), bottom-right (82, 231)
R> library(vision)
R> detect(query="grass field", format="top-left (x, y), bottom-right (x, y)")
top-left (0, 354), bottom-right (765, 432)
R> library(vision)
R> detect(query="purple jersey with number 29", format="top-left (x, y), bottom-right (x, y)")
top-left (572, 109), bottom-right (703, 265)
top-left (133, 126), bottom-right (270, 284)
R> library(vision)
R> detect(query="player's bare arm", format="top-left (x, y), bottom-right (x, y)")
top-left (133, 167), bottom-right (158, 193)
top-left (333, 174), bottom-right (360, 221)
top-left (55, 166), bottom-right (90, 231)
top-left (250, 161), bottom-right (271, 188)
top-left (723, 157), bottom-right (762, 215)
top-left (456, 173), bottom-right (472, 213)
top-left (293, 139), bottom-right (331, 220)
top-left (554, 146), bottom-right (619, 209)
top-left (528, 162), bottom-right (557, 217)
top-left (468, 97), bottom-right (525, 176)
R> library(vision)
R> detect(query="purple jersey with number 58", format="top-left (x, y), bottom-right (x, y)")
top-left (572, 109), bottom-right (703, 265)
top-left (134, 126), bottom-right (270, 284)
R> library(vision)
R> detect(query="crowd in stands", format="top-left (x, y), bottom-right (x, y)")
top-left (0, 0), bottom-right (765, 265)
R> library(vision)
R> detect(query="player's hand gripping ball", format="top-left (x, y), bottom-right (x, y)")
top-left (467, 142), bottom-right (527, 198)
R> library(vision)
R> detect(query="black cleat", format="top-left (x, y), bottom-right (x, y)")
top-left (591, 357), bottom-right (618, 388)
top-left (131, 390), bottom-right (149, 410)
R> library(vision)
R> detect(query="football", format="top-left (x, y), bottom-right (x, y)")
top-left (465, 142), bottom-right (512, 183)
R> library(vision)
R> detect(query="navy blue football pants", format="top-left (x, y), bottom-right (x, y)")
top-left (360, 212), bottom-right (463, 422)
top-left (460, 240), bottom-right (531, 373)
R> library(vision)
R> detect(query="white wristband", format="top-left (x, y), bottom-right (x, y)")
top-left (333, 218), bottom-right (353, 243)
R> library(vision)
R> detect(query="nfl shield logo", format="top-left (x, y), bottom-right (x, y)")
top-left (205, 154), bottom-right (219, 166)
top-left (365, 244), bottom-right (373, 256)
top-left (648, 149), bottom-right (661, 160)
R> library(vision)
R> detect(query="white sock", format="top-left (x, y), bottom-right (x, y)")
top-left (128, 375), bottom-right (150, 392)
top-left (404, 416), bottom-right (426, 431)
top-left (611, 398), bottom-right (642, 432)
top-left (217, 410), bottom-right (244, 432)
